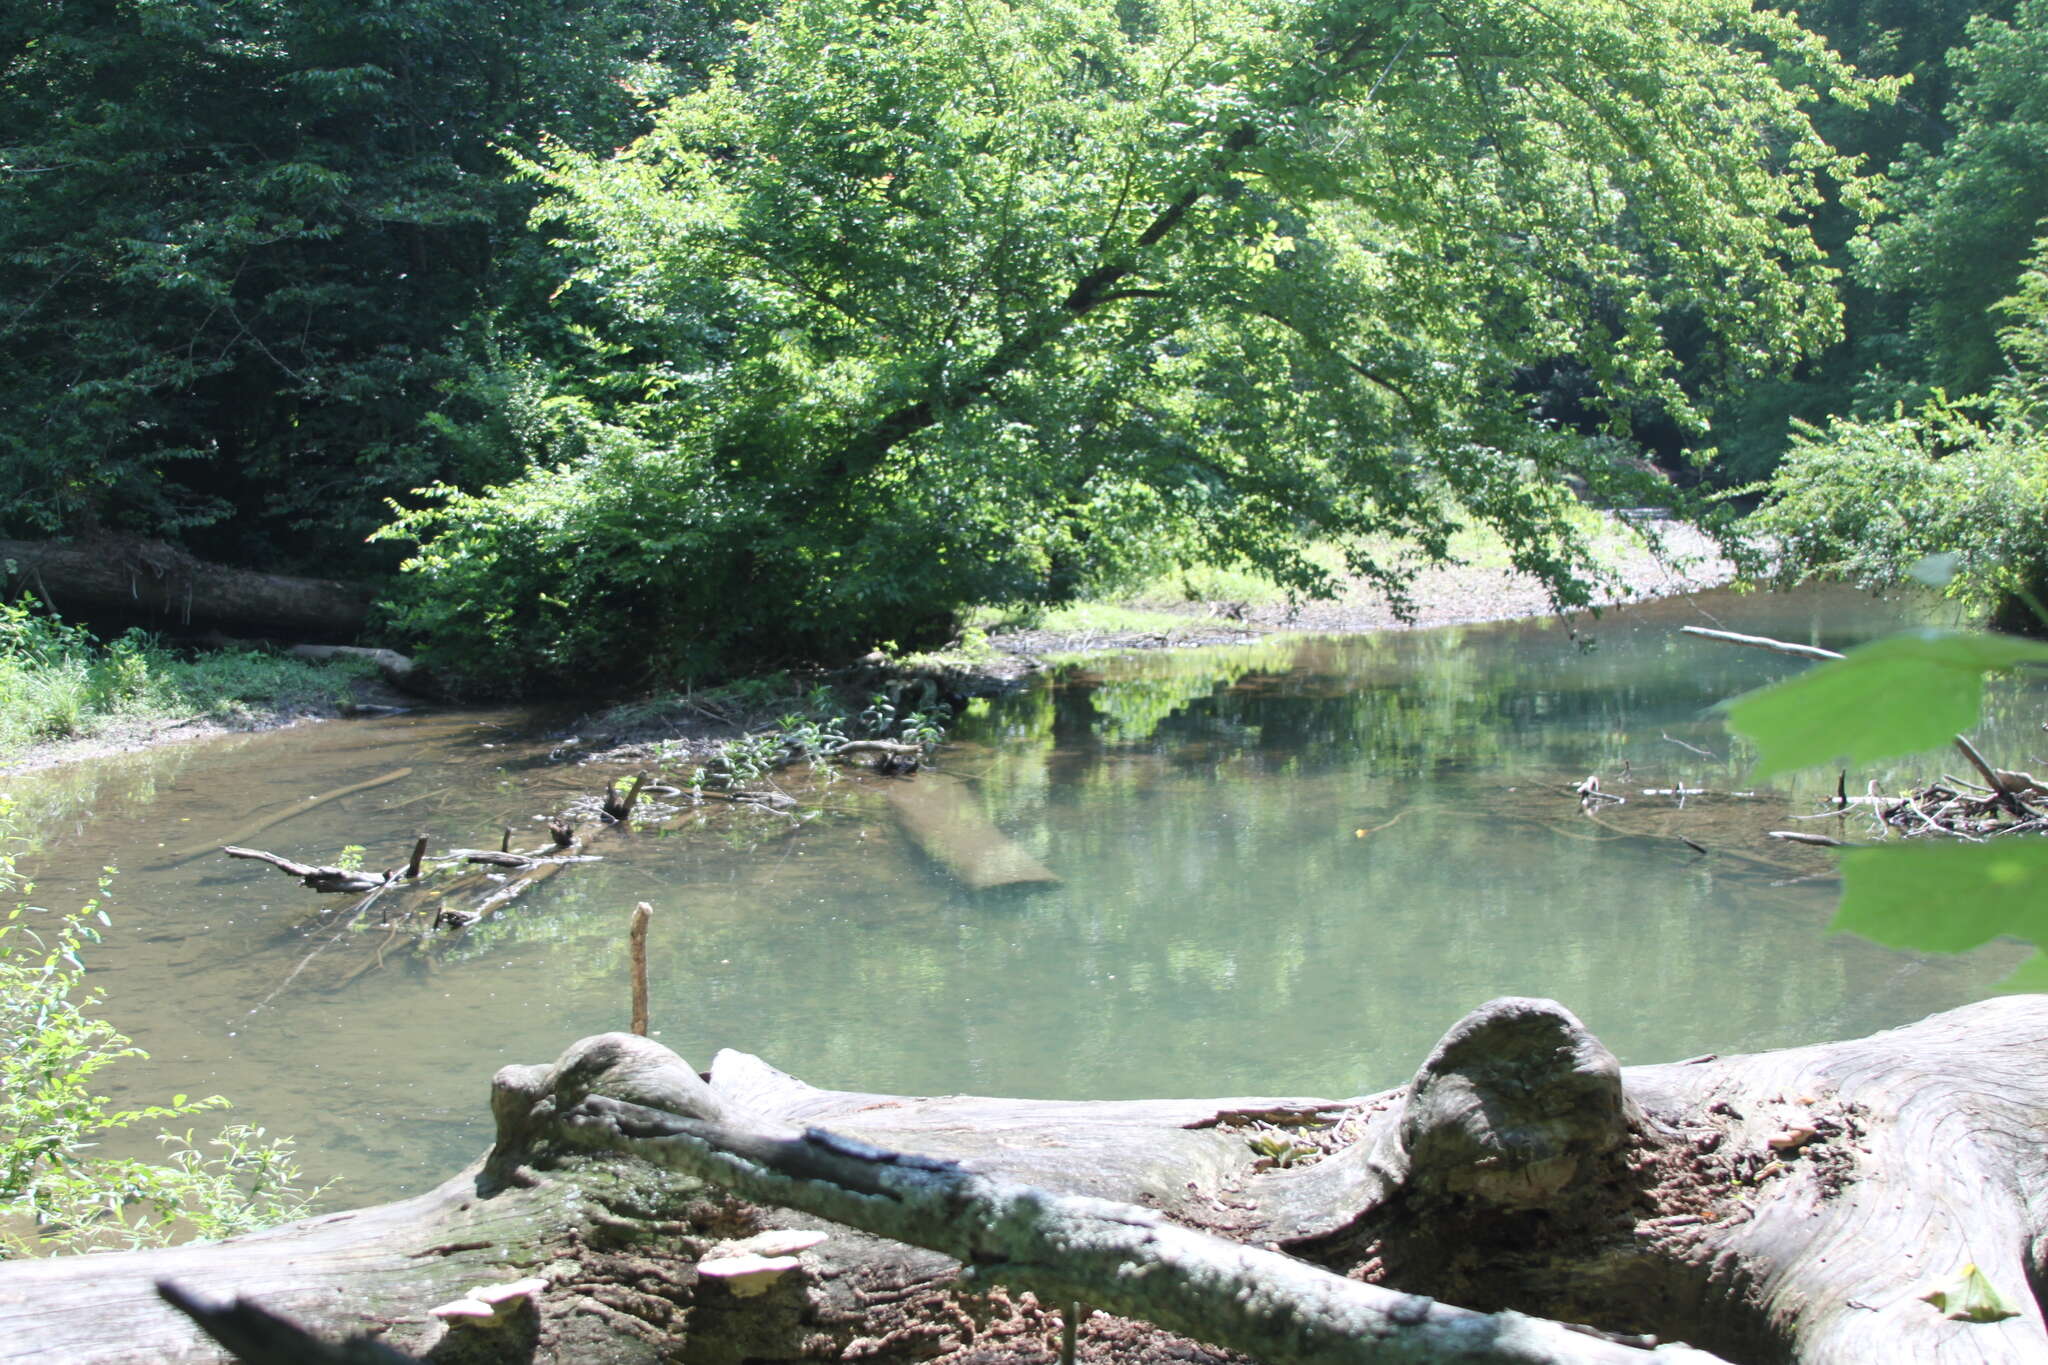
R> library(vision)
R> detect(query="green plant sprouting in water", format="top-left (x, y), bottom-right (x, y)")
top-left (0, 799), bottom-right (322, 1255)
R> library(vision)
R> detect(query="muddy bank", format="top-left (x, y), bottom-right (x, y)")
top-left (990, 519), bottom-right (1732, 659)
top-left (2, 521), bottom-right (1730, 776)
top-left (0, 674), bottom-right (416, 777)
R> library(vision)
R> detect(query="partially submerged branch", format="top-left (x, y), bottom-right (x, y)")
top-left (1677, 626), bottom-right (1843, 662)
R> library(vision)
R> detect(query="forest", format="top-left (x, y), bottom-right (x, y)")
top-left (5, 0), bottom-right (2048, 1362)
top-left (2, 0), bottom-right (2042, 692)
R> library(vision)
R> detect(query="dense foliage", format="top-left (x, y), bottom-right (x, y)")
top-left (378, 0), bottom-right (1868, 690)
top-left (1746, 237), bottom-right (2048, 625)
top-left (4, 0), bottom-right (2041, 683)
top-left (0, 0), bottom-right (729, 571)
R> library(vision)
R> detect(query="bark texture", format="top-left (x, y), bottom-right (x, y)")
top-left (3, 998), bottom-right (2045, 1364)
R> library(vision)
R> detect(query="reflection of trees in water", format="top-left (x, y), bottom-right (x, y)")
top-left (928, 606), bottom-right (2036, 1102)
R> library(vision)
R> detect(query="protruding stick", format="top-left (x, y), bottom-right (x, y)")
top-left (406, 835), bottom-right (429, 880)
top-left (629, 901), bottom-right (653, 1036)
top-left (1679, 625), bottom-right (1843, 662)
top-left (605, 773), bottom-right (648, 823)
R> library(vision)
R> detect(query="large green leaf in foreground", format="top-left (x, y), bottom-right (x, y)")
top-left (1723, 630), bottom-right (2048, 779)
top-left (1836, 841), bottom-right (2048, 990)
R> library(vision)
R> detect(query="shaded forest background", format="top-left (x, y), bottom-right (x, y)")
top-left (2, 0), bottom-right (2043, 691)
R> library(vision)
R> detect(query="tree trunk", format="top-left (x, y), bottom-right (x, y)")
top-left (0, 538), bottom-right (371, 639)
top-left (4, 997), bottom-right (2045, 1364)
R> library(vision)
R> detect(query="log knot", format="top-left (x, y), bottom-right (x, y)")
top-left (1393, 997), bottom-right (1633, 1210)
top-left (490, 1032), bottom-right (728, 1174)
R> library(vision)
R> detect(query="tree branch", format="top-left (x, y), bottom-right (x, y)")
top-left (559, 1094), bottom-right (1732, 1365)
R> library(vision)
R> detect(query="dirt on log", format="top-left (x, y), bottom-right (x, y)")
top-left (3, 996), bottom-right (2045, 1364)
top-left (0, 538), bottom-right (371, 639)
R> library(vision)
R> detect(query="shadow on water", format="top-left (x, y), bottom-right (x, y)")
top-left (4, 584), bottom-right (2032, 1205)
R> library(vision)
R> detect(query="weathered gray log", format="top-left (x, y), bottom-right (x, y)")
top-left (5, 999), bottom-right (2048, 1363)
top-left (0, 538), bottom-right (371, 638)
top-left (556, 1091), bottom-right (1724, 1364)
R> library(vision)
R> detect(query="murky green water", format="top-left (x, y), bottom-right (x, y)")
top-left (6, 586), bottom-right (2035, 1207)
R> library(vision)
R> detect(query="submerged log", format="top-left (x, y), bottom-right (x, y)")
top-left (884, 771), bottom-right (1060, 890)
top-left (4, 998), bottom-right (2047, 1363)
top-left (0, 537), bottom-right (371, 638)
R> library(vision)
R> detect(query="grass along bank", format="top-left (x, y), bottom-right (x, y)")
top-left (0, 597), bottom-right (383, 774)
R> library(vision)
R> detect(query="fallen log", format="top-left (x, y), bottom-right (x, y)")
top-left (5, 996), bottom-right (2047, 1363)
top-left (0, 537), bottom-right (371, 638)
top-left (884, 770), bottom-right (1060, 890)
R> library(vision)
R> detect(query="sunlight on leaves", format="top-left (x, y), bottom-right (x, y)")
top-left (1723, 630), bottom-right (2048, 779)
top-left (1835, 842), bottom-right (2048, 990)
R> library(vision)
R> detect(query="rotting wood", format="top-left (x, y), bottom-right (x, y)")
top-left (10, 997), bottom-right (2048, 1363)
top-left (223, 846), bottom-right (393, 894)
top-left (602, 772), bottom-right (649, 823)
top-left (0, 536), bottom-right (372, 638)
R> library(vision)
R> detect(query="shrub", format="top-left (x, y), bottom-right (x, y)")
top-left (0, 803), bottom-right (319, 1255)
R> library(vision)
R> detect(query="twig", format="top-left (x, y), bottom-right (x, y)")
top-left (1768, 830), bottom-right (1868, 848)
top-left (1678, 626), bottom-right (1843, 662)
top-left (1661, 733), bottom-right (1718, 760)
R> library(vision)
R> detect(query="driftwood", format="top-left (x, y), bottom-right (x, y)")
top-left (1677, 627), bottom-right (1844, 662)
top-left (0, 537), bottom-right (371, 638)
top-left (221, 846), bottom-right (393, 894)
top-left (884, 770), bottom-right (1061, 890)
top-left (6, 996), bottom-right (2048, 1364)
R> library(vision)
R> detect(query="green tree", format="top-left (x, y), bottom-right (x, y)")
top-left (1693, 0), bottom-right (1994, 483)
top-left (1745, 235), bottom-right (2048, 626)
top-left (0, 0), bottom-right (731, 572)
top-left (1855, 0), bottom-right (2048, 400)
top-left (382, 0), bottom-right (1870, 692)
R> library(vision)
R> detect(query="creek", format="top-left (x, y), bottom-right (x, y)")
top-left (5, 585), bottom-right (2034, 1208)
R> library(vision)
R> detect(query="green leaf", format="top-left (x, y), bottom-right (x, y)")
top-left (1834, 841), bottom-right (2048, 988)
top-left (1918, 1263), bottom-right (2022, 1323)
top-left (1723, 630), bottom-right (2048, 779)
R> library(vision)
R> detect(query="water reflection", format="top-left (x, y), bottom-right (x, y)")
top-left (4, 585), bottom-right (2028, 1206)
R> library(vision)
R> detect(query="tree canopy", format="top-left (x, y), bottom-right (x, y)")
top-left (0, 0), bottom-right (729, 571)
top-left (379, 0), bottom-right (1870, 690)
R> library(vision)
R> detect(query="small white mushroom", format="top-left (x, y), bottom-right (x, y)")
top-left (428, 1276), bottom-right (548, 1328)
top-left (470, 1276), bottom-right (549, 1306)
top-left (696, 1253), bottom-right (803, 1297)
top-left (721, 1229), bottom-right (828, 1259)
top-left (429, 1297), bottom-right (496, 1324)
